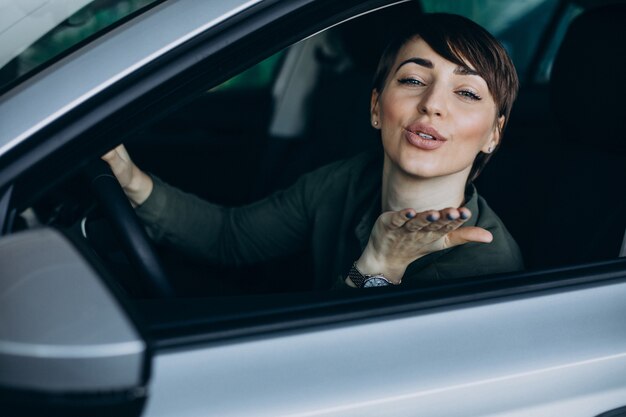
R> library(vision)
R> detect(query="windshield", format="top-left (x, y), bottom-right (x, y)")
top-left (0, 0), bottom-right (161, 93)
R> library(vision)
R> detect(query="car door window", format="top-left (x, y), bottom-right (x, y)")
top-left (212, 52), bottom-right (285, 92)
top-left (8, 0), bottom-right (625, 298)
top-left (3, 0), bottom-right (625, 317)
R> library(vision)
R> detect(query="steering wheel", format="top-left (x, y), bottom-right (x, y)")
top-left (85, 160), bottom-right (174, 298)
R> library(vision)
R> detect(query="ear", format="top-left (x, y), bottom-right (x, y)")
top-left (482, 115), bottom-right (505, 153)
top-left (370, 89), bottom-right (381, 129)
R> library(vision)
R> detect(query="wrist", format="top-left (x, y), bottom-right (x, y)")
top-left (355, 251), bottom-right (406, 284)
top-left (123, 168), bottom-right (153, 206)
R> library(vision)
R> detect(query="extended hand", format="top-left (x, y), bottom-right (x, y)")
top-left (355, 207), bottom-right (493, 284)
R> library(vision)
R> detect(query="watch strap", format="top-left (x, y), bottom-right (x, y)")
top-left (348, 262), bottom-right (392, 288)
top-left (348, 263), bottom-right (368, 288)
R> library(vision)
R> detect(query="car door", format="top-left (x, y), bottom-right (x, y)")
top-left (139, 272), bottom-right (626, 417)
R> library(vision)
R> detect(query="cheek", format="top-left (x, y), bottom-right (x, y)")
top-left (379, 90), bottom-right (410, 122)
top-left (453, 109), bottom-right (496, 146)
top-left (378, 93), bottom-right (407, 148)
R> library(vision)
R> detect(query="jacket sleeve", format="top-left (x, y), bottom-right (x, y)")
top-left (134, 175), bottom-right (315, 266)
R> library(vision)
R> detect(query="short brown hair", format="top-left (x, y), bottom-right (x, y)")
top-left (372, 13), bottom-right (519, 182)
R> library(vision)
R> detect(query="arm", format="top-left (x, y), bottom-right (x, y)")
top-left (102, 145), bottom-right (311, 266)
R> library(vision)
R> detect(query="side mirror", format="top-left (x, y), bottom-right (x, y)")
top-left (0, 228), bottom-right (148, 416)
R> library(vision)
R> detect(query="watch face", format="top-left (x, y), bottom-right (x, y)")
top-left (363, 277), bottom-right (391, 287)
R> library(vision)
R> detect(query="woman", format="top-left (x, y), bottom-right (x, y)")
top-left (104, 13), bottom-right (523, 289)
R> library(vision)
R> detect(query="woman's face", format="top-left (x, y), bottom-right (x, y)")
top-left (372, 37), bottom-right (503, 180)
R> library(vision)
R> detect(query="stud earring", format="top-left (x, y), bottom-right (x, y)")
top-left (373, 121), bottom-right (378, 126)
top-left (487, 145), bottom-right (493, 153)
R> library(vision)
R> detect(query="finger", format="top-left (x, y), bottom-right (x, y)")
top-left (419, 207), bottom-right (459, 232)
top-left (458, 207), bottom-right (472, 221)
top-left (101, 144), bottom-right (129, 162)
top-left (101, 151), bottom-right (126, 173)
top-left (404, 210), bottom-right (439, 231)
top-left (444, 226), bottom-right (493, 248)
top-left (441, 207), bottom-right (461, 221)
top-left (439, 208), bottom-right (473, 233)
top-left (382, 209), bottom-right (416, 229)
top-left (101, 149), bottom-right (118, 162)
top-left (113, 144), bottom-right (131, 162)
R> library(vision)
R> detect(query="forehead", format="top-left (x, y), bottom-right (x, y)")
top-left (394, 36), bottom-right (477, 72)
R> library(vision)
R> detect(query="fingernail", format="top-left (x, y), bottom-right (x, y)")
top-left (460, 212), bottom-right (469, 220)
top-left (405, 212), bottom-right (415, 219)
top-left (427, 214), bottom-right (437, 222)
top-left (447, 213), bottom-right (458, 221)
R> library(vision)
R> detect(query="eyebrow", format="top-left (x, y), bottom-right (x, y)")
top-left (396, 57), bottom-right (480, 77)
top-left (396, 57), bottom-right (433, 71)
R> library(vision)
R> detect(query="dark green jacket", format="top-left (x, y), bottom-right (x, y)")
top-left (136, 152), bottom-right (524, 289)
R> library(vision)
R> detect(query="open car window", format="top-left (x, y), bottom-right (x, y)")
top-left (3, 0), bottom-right (626, 340)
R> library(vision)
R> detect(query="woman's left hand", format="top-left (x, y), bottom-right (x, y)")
top-left (351, 206), bottom-right (493, 285)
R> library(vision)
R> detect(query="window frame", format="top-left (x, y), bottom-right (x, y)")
top-left (2, 0), bottom-right (626, 351)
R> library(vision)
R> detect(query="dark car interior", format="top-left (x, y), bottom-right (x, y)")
top-left (476, 1), bottom-right (626, 269)
top-left (20, 0), bottom-right (626, 298)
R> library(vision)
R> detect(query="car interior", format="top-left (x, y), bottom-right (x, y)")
top-left (12, 0), bottom-right (626, 299)
top-left (476, 1), bottom-right (626, 271)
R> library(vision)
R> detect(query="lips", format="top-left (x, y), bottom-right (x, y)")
top-left (404, 122), bottom-right (447, 150)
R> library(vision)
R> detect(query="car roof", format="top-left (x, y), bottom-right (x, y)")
top-left (0, 0), bottom-right (262, 159)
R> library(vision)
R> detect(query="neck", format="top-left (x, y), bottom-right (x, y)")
top-left (381, 158), bottom-right (471, 212)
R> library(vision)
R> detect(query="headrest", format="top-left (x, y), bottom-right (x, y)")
top-left (550, 3), bottom-right (626, 151)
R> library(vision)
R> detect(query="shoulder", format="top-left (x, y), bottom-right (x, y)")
top-left (292, 150), bottom-right (382, 197)
top-left (265, 150), bottom-right (382, 220)
top-left (300, 150), bottom-right (381, 183)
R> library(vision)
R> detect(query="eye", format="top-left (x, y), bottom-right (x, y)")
top-left (457, 89), bottom-right (482, 101)
top-left (398, 77), bottom-right (425, 87)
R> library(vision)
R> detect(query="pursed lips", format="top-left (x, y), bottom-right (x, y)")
top-left (404, 122), bottom-right (447, 150)
top-left (405, 122), bottom-right (447, 141)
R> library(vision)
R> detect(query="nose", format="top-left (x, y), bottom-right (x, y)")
top-left (418, 85), bottom-right (447, 117)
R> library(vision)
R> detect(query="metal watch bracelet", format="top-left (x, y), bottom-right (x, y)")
top-left (348, 262), bottom-right (394, 288)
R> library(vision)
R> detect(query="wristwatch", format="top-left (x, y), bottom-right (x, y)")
top-left (348, 262), bottom-right (394, 288)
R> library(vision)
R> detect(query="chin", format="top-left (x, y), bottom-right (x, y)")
top-left (398, 160), bottom-right (444, 179)
top-left (399, 157), bottom-right (473, 180)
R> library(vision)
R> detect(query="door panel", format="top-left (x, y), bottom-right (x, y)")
top-left (143, 279), bottom-right (626, 416)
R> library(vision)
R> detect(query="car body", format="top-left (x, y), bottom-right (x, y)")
top-left (1, 0), bottom-right (626, 416)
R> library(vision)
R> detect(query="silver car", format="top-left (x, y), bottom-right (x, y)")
top-left (1, 0), bottom-right (626, 416)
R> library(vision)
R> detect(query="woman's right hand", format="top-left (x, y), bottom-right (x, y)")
top-left (350, 207), bottom-right (493, 286)
top-left (101, 144), bottom-right (153, 206)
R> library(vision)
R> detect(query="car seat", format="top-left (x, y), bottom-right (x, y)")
top-left (254, 1), bottom-right (423, 197)
top-left (479, 3), bottom-right (626, 269)
top-left (532, 2), bottom-right (626, 267)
